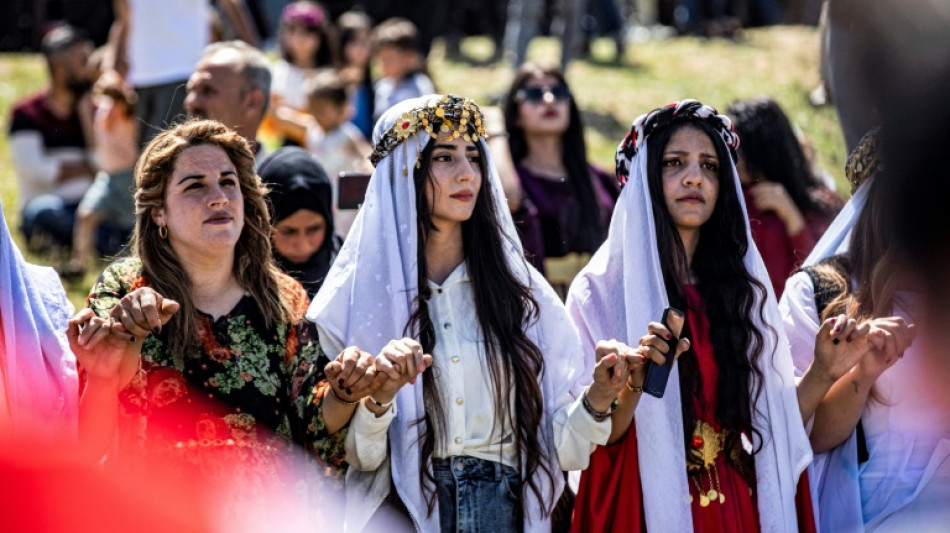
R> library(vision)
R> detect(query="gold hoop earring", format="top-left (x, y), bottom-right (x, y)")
top-left (158, 225), bottom-right (168, 239)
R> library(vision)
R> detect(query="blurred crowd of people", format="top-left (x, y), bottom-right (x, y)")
top-left (3, 0), bottom-right (950, 532)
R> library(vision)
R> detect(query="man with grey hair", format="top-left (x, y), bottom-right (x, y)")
top-left (185, 40), bottom-right (271, 154)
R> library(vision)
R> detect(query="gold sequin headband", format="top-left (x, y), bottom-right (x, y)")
top-left (369, 95), bottom-right (489, 168)
top-left (845, 127), bottom-right (881, 193)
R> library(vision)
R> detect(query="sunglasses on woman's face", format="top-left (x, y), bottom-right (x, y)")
top-left (516, 85), bottom-right (572, 103)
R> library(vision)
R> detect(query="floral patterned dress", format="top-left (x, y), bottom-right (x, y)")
top-left (85, 257), bottom-right (347, 489)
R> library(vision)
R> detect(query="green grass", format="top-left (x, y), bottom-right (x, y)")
top-left (0, 27), bottom-right (845, 309)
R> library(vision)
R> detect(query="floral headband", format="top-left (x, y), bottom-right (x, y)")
top-left (369, 95), bottom-right (488, 169)
top-left (615, 99), bottom-right (739, 187)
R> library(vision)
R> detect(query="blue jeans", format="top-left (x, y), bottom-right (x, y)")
top-left (434, 456), bottom-right (522, 532)
top-left (21, 194), bottom-right (131, 255)
top-left (21, 194), bottom-right (78, 248)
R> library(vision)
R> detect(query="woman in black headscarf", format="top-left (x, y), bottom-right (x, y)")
top-left (259, 147), bottom-right (343, 298)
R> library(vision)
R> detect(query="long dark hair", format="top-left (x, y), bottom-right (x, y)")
top-left (503, 63), bottom-right (606, 253)
top-left (405, 138), bottom-right (555, 517)
top-left (645, 120), bottom-right (768, 483)
top-left (727, 97), bottom-right (834, 214)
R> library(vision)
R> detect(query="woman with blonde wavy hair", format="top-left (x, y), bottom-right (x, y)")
top-left (67, 120), bottom-right (375, 502)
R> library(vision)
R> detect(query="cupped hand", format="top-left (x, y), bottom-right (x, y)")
top-left (371, 338), bottom-right (434, 405)
top-left (324, 346), bottom-right (378, 404)
top-left (587, 339), bottom-right (636, 410)
top-left (858, 316), bottom-right (917, 379)
top-left (67, 308), bottom-right (138, 385)
top-left (812, 314), bottom-right (874, 382)
top-left (108, 287), bottom-right (180, 341)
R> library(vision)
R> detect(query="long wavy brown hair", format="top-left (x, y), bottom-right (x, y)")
top-left (131, 119), bottom-right (298, 360)
top-left (815, 178), bottom-right (901, 323)
top-left (813, 177), bottom-right (902, 402)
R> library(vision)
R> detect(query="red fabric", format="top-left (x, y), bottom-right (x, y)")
top-left (795, 471), bottom-right (818, 533)
top-left (572, 286), bottom-right (821, 532)
top-left (684, 285), bottom-right (759, 532)
top-left (743, 188), bottom-right (837, 298)
top-left (570, 420), bottom-right (646, 533)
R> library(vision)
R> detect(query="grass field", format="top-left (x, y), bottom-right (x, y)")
top-left (0, 27), bottom-right (845, 308)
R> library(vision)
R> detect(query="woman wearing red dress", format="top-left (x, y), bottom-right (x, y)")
top-left (567, 101), bottom-right (830, 532)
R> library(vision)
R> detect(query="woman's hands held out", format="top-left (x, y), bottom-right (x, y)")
top-left (67, 288), bottom-right (180, 389)
top-left (372, 338), bottom-right (434, 406)
top-left (107, 287), bottom-right (180, 341)
top-left (324, 346), bottom-right (379, 405)
top-left (812, 313), bottom-right (916, 384)
top-left (858, 316), bottom-right (917, 379)
top-left (587, 322), bottom-right (690, 413)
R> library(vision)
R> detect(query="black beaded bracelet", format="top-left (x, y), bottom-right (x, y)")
top-left (582, 388), bottom-right (618, 422)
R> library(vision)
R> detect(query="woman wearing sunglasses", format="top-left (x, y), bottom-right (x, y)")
top-left (503, 64), bottom-right (618, 294)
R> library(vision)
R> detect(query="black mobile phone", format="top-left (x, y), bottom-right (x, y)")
top-left (338, 171), bottom-right (371, 210)
top-left (642, 307), bottom-right (686, 398)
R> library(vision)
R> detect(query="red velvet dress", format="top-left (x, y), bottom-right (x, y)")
top-left (571, 286), bottom-right (816, 532)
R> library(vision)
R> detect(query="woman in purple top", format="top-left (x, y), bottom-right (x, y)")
top-left (503, 64), bottom-right (618, 277)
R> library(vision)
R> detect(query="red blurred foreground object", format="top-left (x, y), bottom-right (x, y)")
top-left (0, 434), bottom-right (211, 533)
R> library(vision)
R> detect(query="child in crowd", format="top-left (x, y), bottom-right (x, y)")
top-left (304, 69), bottom-right (371, 236)
top-left (337, 10), bottom-right (375, 140)
top-left (64, 53), bottom-right (139, 278)
top-left (370, 18), bottom-right (435, 123)
top-left (264, 1), bottom-right (337, 146)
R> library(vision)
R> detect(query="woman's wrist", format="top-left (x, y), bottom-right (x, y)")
top-left (364, 395), bottom-right (395, 417)
top-left (84, 373), bottom-right (123, 392)
top-left (805, 360), bottom-right (842, 387)
top-left (582, 387), bottom-right (618, 421)
top-left (326, 387), bottom-right (360, 408)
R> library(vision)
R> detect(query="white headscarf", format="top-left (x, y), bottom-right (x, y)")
top-left (0, 203), bottom-right (77, 436)
top-left (784, 129), bottom-right (881, 533)
top-left (307, 95), bottom-right (586, 532)
top-left (566, 100), bottom-right (812, 532)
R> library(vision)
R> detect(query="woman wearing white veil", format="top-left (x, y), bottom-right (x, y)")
top-left (307, 95), bottom-right (620, 532)
top-left (0, 202), bottom-right (77, 436)
top-left (567, 100), bottom-right (821, 532)
top-left (780, 129), bottom-right (936, 533)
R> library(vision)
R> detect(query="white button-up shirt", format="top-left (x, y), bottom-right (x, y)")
top-left (335, 263), bottom-right (609, 472)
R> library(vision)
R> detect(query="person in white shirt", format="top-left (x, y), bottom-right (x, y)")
top-left (9, 25), bottom-right (95, 249)
top-left (780, 131), bottom-right (931, 533)
top-left (307, 95), bottom-right (621, 532)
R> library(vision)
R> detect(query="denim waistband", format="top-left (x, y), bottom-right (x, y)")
top-left (432, 456), bottom-right (516, 481)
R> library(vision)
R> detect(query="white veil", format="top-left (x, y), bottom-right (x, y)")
top-left (0, 203), bottom-right (77, 436)
top-left (566, 101), bottom-right (812, 532)
top-left (307, 95), bottom-right (586, 532)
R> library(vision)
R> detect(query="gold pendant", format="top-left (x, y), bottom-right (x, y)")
top-left (699, 494), bottom-right (710, 507)
top-left (719, 493), bottom-right (726, 504)
top-left (689, 494), bottom-right (694, 503)
top-left (707, 489), bottom-right (718, 502)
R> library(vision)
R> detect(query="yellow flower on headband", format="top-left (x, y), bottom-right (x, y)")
top-left (370, 95), bottom-right (489, 168)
